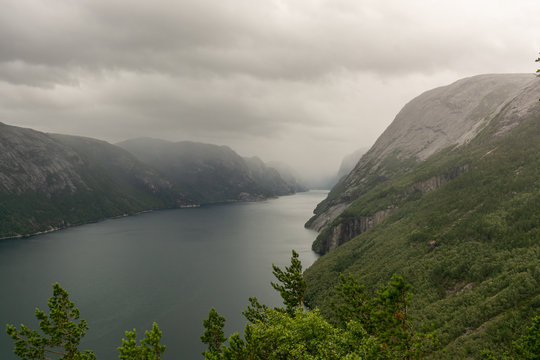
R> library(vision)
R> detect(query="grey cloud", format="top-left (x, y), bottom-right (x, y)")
top-left (2, 0), bottom-right (537, 85)
top-left (0, 61), bottom-right (80, 87)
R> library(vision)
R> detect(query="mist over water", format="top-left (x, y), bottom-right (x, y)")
top-left (0, 191), bottom-right (326, 360)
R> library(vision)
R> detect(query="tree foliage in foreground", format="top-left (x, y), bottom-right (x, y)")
top-left (118, 322), bottom-right (166, 360)
top-left (6, 283), bottom-right (165, 360)
top-left (201, 250), bottom-right (438, 359)
top-left (270, 249), bottom-right (306, 315)
top-left (5, 252), bottom-right (537, 359)
top-left (6, 283), bottom-right (96, 360)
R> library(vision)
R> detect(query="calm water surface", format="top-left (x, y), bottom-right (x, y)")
top-left (0, 191), bottom-right (327, 359)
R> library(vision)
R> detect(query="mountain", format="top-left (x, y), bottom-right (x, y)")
top-left (0, 126), bottom-right (299, 239)
top-left (336, 147), bottom-right (369, 182)
top-left (243, 156), bottom-right (301, 195)
top-left (307, 73), bottom-right (536, 249)
top-left (0, 123), bottom-right (190, 239)
top-left (266, 161), bottom-right (308, 193)
top-left (302, 147), bottom-right (368, 191)
top-left (117, 138), bottom-right (297, 204)
top-left (303, 74), bottom-right (540, 358)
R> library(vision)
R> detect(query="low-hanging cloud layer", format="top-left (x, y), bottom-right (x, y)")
top-left (1, 0), bottom-right (539, 181)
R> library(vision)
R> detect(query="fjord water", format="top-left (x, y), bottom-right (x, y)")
top-left (0, 191), bottom-right (327, 359)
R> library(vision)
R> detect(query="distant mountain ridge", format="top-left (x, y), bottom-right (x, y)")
top-left (0, 126), bottom-right (301, 239)
top-left (117, 137), bottom-right (301, 204)
top-left (266, 161), bottom-right (308, 193)
top-left (336, 147), bottom-right (368, 182)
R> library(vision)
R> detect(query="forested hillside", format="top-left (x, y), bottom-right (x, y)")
top-left (303, 74), bottom-right (540, 358)
top-left (117, 137), bottom-right (299, 204)
top-left (0, 125), bottom-right (300, 239)
top-left (0, 124), bottom-right (188, 238)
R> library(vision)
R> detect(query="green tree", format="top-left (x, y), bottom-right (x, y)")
top-left (481, 315), bottom-right (540, 359)
top-left (270, 249), bottom-right (306, 315)
top-left (201, 308), bottom-right (226, 358)
top-left (118, 322), bottom-right (166, 360)
top-left (334, 273), bottom-right (436, 359)
top-left (374, 274), bottom-right (418, 359)
top-left (201, 255), bottom-right (437, 359)
top-left (512, 315), bottom-right (540, 360)
top-left (331, 273), bottom-right (373, 330)
top-left (5, 283), bottom-right (96, 360)
top-left (242, 297), bottom-right (269, 324)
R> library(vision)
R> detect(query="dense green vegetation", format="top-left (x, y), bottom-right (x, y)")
top-left (0, 187), bottom-right (169, 239)
top-left (304, 106), bottom-right (540, 358)
top-left (6, 253), bottom-right (538, 359)
top-left (480, 316), bottom-right (540, 359)
top-left (201, 250), bottom-right (438, 359)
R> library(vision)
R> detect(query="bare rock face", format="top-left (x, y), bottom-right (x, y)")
top-left (0, 123), bottom-right (88, 195)
top-left (312, 207), bottom-right (396, 253)
top-left (308, 74), bottom-right (540, 252)
top-left (370, 74), bottom-right (534, 164)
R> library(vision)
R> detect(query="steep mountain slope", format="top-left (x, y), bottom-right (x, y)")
top-left (307, 74), bottom-right (537, 253)
top-left (117, 138), bottom-right (297, 204)
top-left (266, 161), bottom-right (308, 193)
top-left (336, 147), bottom-right (369, 182)
top-left (243, 156), bottom-right (299, 195)
top-left (0, 123), bottom-right (190, 238)
top-left (303, 74), bottom-right (540, 358)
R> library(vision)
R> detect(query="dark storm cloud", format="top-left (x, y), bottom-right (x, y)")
top-left (0, 0), bottom-right (539, 179)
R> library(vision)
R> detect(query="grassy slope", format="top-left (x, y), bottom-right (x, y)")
top-left (304, 112), bottom-right (540, 358)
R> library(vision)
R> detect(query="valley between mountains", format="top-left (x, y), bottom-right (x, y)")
top-left (1, 73), bottom-right (539, 359)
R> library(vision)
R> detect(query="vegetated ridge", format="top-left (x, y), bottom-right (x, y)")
top-left (0, 124), bottom-right (187, 239)
top-left (0, 125), bottom-right (300, 239)
top-left (307, 73), bottom-right (537, 253)
top-left (117, 137), bottom-right (301, 204)
top-left (303, 73), bottom-right (540, 359)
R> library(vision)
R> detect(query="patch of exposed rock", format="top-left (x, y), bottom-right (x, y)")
top-left (313, 208), bottom-right (396, 253)
top-left (0, 123), bottom-right (88, 195)
top-left (312, 164), bottom-right (470, 254)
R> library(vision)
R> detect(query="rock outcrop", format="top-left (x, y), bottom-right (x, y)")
top-left (0, 123), bottom-right (87, 195)
top-left (312, 208), bottom-right (396, 253)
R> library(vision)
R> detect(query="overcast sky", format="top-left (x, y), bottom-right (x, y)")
top-left (1, 0), bottom-right (539, 180)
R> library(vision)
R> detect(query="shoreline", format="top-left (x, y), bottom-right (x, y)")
top-left (0, 191), bottom-right (310, 242)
